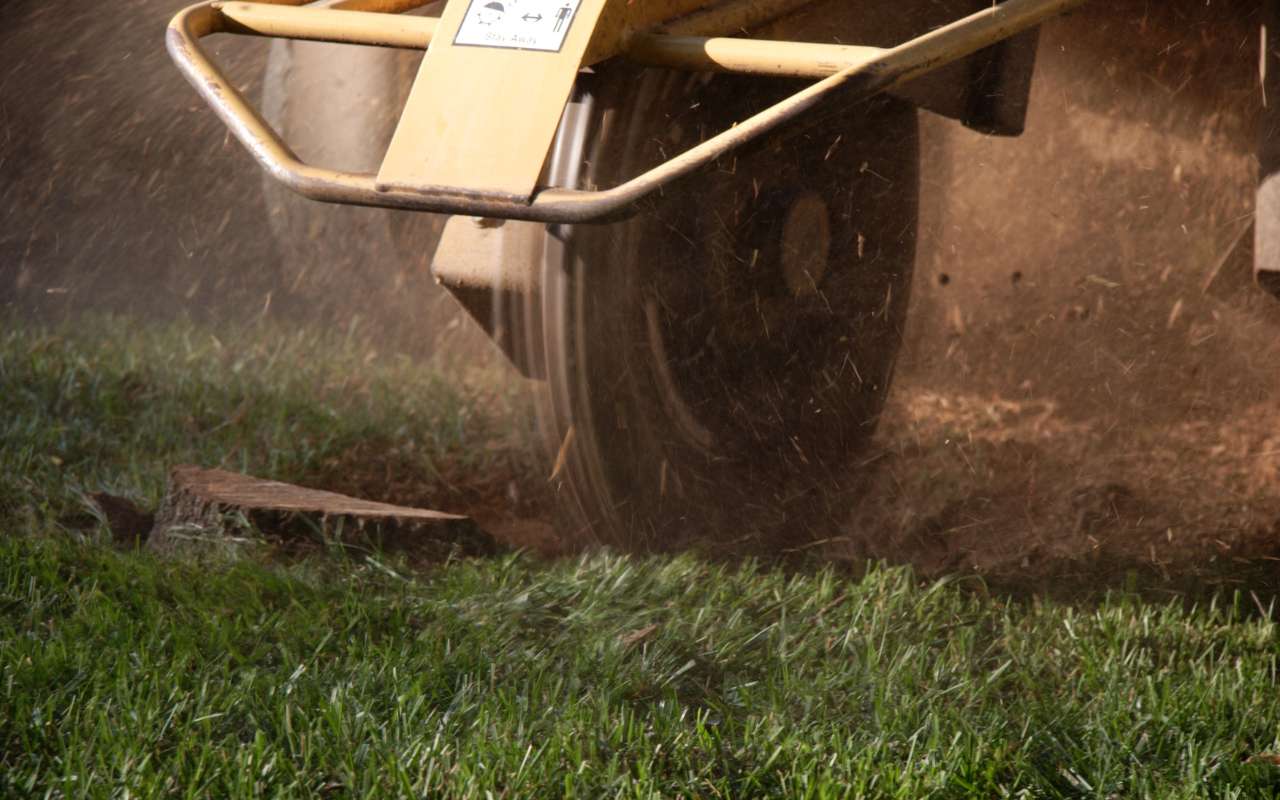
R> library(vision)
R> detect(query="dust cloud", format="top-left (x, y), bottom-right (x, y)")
top-left (0, 0), bottom-right (467, 357)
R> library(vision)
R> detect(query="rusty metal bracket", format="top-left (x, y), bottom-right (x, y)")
top-left (169, 0), bottom-right (1089, 223)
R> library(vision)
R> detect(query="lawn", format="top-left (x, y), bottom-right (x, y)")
top-left (3, 316), bottom-right (1280, 798)
top-left (0, 315), bottom-right (532, 537)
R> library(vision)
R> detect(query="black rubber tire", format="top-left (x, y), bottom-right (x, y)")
top-left (539, 66), bottom-right (920, 554)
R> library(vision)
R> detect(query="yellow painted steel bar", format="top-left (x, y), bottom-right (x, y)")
top-left (585, 0), bottom-right (719, 62)
top-left (207, 0), bottom-right (816, 48)
top-left (217, 2), bottom-right (436, 48)
top-left (212, 1), bottom-right (884, 77)
top-left (631, 35), bottom-right (883, 78)
top-left (169, 0), bottom-right (1090, 222)
top-left (599, 0), bottom-right (1089, 212)
top-left (328, 0), bottom-right (437, 11)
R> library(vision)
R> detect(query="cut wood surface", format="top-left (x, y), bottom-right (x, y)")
top-left (149, 465), bottom-right (497, 557)
top-left (163, 465), bottom-right (465, 521)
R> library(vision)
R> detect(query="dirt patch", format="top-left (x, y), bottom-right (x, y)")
top-left (837, 386), bottom-right (1280, 586)
top-left (833, 1), bottom-right (1280, 587)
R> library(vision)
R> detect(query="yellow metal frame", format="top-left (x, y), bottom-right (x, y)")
top-left (169, 0), bottom-right (1088, 223)
top-left (217, 2), bottom-right (883, 78)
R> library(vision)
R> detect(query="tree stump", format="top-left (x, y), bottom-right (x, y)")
top-left (148, 465), bottom-right (497, 558)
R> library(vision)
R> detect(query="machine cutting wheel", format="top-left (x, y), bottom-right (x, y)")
top-left (168, 0), bottom-right (1108, 553)
top-left (533, 66), bottom-right (919, 551)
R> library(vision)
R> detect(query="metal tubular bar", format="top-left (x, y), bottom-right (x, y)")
top-left (630, 35), bottom-right (883, 79)
top-left (216, 2), bottom-right (882, 76)
top-left (328, 0), bottom-right (437, 11)
top-left (168, 0), bottom-right (1088, 223)
top-left (217, 2), bottom-right (436, 47)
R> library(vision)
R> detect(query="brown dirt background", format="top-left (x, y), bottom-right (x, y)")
top-left (846, 1), bottom-right (1280, 585)
top-left (4, 0), bottom-right (1280, 584)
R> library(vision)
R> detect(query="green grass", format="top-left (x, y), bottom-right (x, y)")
top-left (4, 536), bottom-right (1280, 798)
top-left (0, 315), bottom-right (529, 538)
top-left (3, 316), bottom-right (1280, 798)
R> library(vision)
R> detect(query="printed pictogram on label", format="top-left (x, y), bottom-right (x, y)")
top-left (454, 0), bottom-right (584, 52)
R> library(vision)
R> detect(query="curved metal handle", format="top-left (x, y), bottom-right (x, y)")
top-left (168, 0), bottom-right (1086, 224)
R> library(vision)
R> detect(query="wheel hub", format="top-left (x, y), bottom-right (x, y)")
top-left (779, 192), bottom-right (833, 297)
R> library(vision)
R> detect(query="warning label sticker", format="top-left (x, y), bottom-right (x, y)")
top-left (453, 0), bottom-right (585, 53)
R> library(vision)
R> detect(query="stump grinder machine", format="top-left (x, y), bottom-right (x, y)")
top-left (167, 0), bottom-right (1280, 551)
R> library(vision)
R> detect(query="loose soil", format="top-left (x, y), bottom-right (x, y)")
top-left (842, 2), bottom-right (1280, 587)
top-left (840, 386), bottom-right (1280, 587)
